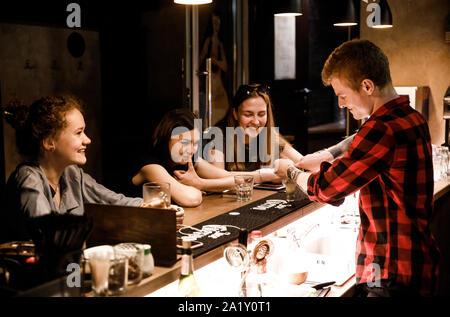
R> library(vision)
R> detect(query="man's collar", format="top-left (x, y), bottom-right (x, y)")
top-left (370, 95), bottom-right (410, 119)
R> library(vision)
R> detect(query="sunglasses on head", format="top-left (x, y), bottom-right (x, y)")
top-left (237, 84), bottom-right (270, 96)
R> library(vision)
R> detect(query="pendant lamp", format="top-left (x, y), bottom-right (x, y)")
top-left (333, 0), bottom-right (358, 137)
top-left (174, 0), bottom-right (212, 4)
top-left (334, 0), bottom-right (357, 27)
top-left (274, 0), bottom-right (303, 17)
top-left (370, 0), bottom-right (393, 28)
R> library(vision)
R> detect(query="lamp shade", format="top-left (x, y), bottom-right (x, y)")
top-left (334, 0), bottom-right (358, 27)
top-left (174, 0), bottom-right (212, 4)
top-left (274, 0), bottom-right (303, 17)
top-left (371, 0), bottom-right (393, 28)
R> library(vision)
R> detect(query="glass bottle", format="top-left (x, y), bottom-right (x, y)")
top-left (248, 230), bottom-right (262, 254)
top-left (141, 244), bottom-right (154, 276)
top-left (178, 238), bottom-right (200, 297)
top-left (243, 238), bottom-right (274, 297)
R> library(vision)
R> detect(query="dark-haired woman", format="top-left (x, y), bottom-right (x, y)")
top-left (1, 96), bottom-right (159, 242)
top-left (132, 108), bottom-right (280, 207)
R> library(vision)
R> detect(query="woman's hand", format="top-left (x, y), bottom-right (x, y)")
top-left (295, 150), bottom-right (333, 172)
top-left (273, 158), bottom-right (295, 179)
top-left (258, 169), bottom-right (283, 184)
top-left (141, 203), bottom-right (185, 229)
top-left (173, 161), bottom-right (204, 190)
top-left (167, 205), bottom-right (185, 230)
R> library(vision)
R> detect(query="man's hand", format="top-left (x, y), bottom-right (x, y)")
top-left (273, 158), bottom-right (295, 179)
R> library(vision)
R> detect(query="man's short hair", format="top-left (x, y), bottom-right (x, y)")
top-left (321, 39), bottom-right (392, 91)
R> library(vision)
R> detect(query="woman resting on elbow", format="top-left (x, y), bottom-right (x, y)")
top-left (132, 109), bottom-right (204, 207)
top-left (2, 96), bottom-right (150, 243)
top-left (132, 109), bottom-right (280, 207)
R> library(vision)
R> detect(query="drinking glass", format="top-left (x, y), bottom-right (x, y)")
top-left (143, 182), bottom-right (171, 208)
top-left (89, 250), bottom-right (112, 296)
top-left (441, 146), bottom-right (450, 179)
top-left (108, 254), bottom-right (128, 296)
top-left (234, 175), bottom-right (254, 202)
top-left (114, 243), bottom-right (144, 285)
top-left (282, 178), bottom-right (297, 201)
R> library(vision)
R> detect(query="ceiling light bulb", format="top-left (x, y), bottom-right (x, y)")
top-left (174, 0), bottom-right (212, 5)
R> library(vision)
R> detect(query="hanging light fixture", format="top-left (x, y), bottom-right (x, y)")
top-left (334, 0), bottom-right (357, 27)
top-left (333, 0), bottom-right (358, 137)
top-left (274, 0), bottom-right (303, 17)
top-left (174, 0), bottom-right (212, 4)
top-left (370, 0), bottom-right (393, 28)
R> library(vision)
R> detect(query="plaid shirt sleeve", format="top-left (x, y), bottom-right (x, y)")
top-left (307, 119), bottom-right (394, 205)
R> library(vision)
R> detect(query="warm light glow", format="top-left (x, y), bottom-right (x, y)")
top-left (371, 24), bottom-right (393, 28)
top-left (174, 0), bottom-right (212, 4)
top-left (274, 13), bottom-right (303, 17)
top-left (333, 22), bottom-right (358, 27)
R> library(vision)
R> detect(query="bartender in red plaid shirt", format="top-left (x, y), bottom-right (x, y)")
top-left (275, 40), bottom-right (439, 296)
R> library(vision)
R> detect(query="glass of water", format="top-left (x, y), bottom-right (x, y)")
top-left (234, 175), bottom-right (254, 202)
top-left (143, 182), bottom-right (171, 208)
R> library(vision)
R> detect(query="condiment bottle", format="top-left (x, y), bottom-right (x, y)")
top-left (141, 244), bottom-right (154, 276)
top-left (178, 238), bottom-right (200, 297)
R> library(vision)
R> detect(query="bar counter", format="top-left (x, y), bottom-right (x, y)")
top-left (118, 177), bottom-right (450, 298)
top-left (122, 190), bottom-right (329, 297)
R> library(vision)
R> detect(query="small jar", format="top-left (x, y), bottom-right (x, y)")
top-left (141, 244), bottom-right (155, 276)
top-left (114, 243), bottom-right (144, 285)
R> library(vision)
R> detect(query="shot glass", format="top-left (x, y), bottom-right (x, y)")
top-left (282, 178), bottom-right (297, 201)
top-left (234, 175), bottom-right (254, 202)
top-left (143, 182), bottom-right (171, 208)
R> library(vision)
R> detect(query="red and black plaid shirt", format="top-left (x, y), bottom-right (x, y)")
top-left (307, 96), bottom-right (440, 296)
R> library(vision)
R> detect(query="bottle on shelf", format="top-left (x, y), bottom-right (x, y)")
top-left (141, 244), bottom-right (154, 276)
top-left (241, 230), bottom-right (274, 296)
top-left (248, 230), bottom-right (262, 254)
top-left (178, 238), bottom-right (200, 297)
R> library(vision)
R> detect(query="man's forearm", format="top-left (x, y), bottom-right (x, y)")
top-left (327, 133), bottom-right (355, 159)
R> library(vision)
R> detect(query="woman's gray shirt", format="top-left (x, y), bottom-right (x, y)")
top-left (1, 162), bottom-right (142, 242)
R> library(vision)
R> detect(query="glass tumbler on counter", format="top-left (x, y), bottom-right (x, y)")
top-left (108, 254), bottom-right (128, 296)
top-left (441, 146), bottom-right (450, 179)
top-left (282, 178), bottom-right (297, 201)
top-left (432, 145), bottom-right (450, 181)
top-left (143, 182), bottom-right (171, 208)
top-left (234, 175), bottom-right (254, 202)
top-left (114, 243), bottom-right (144, 285)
